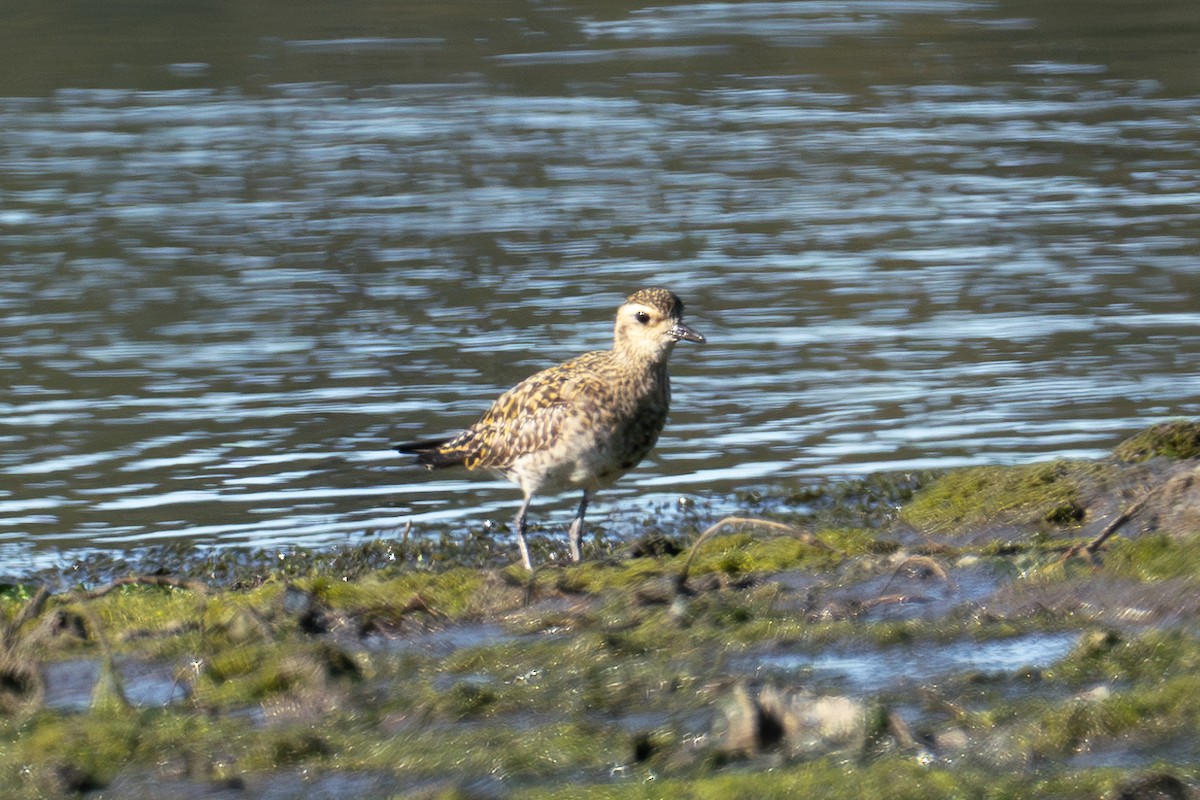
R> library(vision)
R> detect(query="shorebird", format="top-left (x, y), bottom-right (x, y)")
top-left (396, 287), bottom-right (705, 570)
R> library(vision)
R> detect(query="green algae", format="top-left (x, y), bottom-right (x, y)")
top-left (1113, 420), bottom-right (1200, 463)
top-left (738, 471), bottom-right (935, 530)
top-left (1104, 533), bottom-right (1200, 582)
top-left (5, 432), bottom-right (1200, 798)
top-left (309, 566), bottom-right (498, 619)
top-left (1007, 629), bottom-right (1200, 762)
top-left (681, 528), bottom-right (868, 576)
top-left (1050, 628), bottom-right (1200, 687)
top-left (2, 551), bottom-right (1196, 799)
top-left (518, 754), bottom-right (1122, 800)
top-left (899, 460), bottom-right (1103, 536)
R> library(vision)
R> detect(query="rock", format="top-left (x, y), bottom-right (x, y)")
top-left (54, 763), bottom-right (103, 794)
top-left (718, 683), bottom-right (867, 757)
top-left (1113, 421), bottom-right (1200, 463)
top-left (627, 532), bottom-right (684, 558)
top-left (1111, 772), bottom-right (1191, 800)
top-left (633, 575), bottom-right (680, 606)
top-left (899, 428), bottom-right (1200, 544)
top-left (42, 609), bottom-right (89, 641)
top-left (282, 584), bottom-right (330, 634)
top-left (719, 683), bottom-right (782, 756)
top-left (1138, 465), bottom-right (1200, 538)
top-left (766, 686), bottom-right (865, 752)
top-left (1076, 685), bottom-right (1113, 703)
top-left (0, 656), bottom-right (42, 715)
top-left (928, 726), bottom-right (970, 755)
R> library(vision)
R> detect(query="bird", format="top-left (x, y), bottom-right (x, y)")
top-left (395, 287), bottom-right (705, 571)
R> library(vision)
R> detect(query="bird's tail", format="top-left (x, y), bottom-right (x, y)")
top-left (394, 437), bottom-right (466, 469)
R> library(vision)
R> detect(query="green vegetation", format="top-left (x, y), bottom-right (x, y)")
top-left (1113, 419), bottom-right (1200, 462)
top-left (519, 757), bottom-right (1122, 800)
top-left (1105, 533), bottom-right (1200, 582)
top-left (3, 423), bottom-right (1200, 798)
top-left (899, 460), bottom-right (1102, 535)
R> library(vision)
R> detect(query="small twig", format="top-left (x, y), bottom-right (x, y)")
top-left (859, 593), bottom-right (928, 611)
top-left (400, 593), bottom-right (449, 622)
top-left (877, 555), bottom-right (951, 599)
top-left (1058, 490), bottom-right (1154, 565)
top-left (678, 516), bottom-right (834, 588)
top-left (1, 585), bottom-right (52, 653)
top-left (893, 555), bottom-right (949, 582)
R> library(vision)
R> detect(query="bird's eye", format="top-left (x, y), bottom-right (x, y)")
top-left (634, 311), bottom-right (651, 325)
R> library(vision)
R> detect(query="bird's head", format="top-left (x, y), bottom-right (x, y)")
top-left (613, 287), bottom-right (705, 362)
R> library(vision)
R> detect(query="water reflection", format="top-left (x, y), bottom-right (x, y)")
top-left (2, 0), bottom-right (1199, 569)
top-left (757, 632), bottom-right (1080, 694)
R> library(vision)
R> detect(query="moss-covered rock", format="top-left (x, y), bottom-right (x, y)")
top-left (1113, 420), bottom-right (1200, 463)
top-left (899, 460), bottom-right (1101, 536)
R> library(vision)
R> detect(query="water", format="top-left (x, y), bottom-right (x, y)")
top-left (41, 658), bottom-right (188, 712)
top-left (3, 0), bottom-right (1199, 571)
top-left (753, 632), bottom-right (1080, 694)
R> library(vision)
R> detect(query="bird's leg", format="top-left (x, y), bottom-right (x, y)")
top-left (567, 490), bottom-right (590, 563)
top-left (513, 493), bottom-right (535, 572)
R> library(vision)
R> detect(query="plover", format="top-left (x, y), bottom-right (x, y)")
top-left (396, 287), bottom-right (705, 570)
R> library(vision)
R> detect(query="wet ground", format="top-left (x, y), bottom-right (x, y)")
top-left (4, 430), bottom-right (1200, 798)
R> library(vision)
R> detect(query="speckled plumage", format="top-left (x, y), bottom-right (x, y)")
top-left (396, 288), bottom-right (705, 570)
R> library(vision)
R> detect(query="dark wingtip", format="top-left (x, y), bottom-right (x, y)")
top-left (394, 437), bottom-right (465, 469)
top-left (394, 437), bottom-right (452, 454)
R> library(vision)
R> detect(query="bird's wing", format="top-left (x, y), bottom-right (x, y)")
top-left (443, 352), bottom-right (607, 470)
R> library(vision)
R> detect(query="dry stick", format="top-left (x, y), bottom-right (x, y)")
top-left (1059, 489), bottom-right (1154, 565)
top-left (875, 554), bottom-right (951, 602)
top-left (678, 516), bottom-right (834, 588)
top-left (1, 585), bottom-right (51, 653)
top-left (892, 555), bottom-right (950, 582)
top-left (859, 593), bottom-right (927, 611)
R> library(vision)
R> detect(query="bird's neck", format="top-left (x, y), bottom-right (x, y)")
top-left (609, 345), bottom-right (671, 401)
top-left (612, 340), bottom-right (672, 374)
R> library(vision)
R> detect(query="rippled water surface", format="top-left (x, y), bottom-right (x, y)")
top-left (757, 632), bottom-right (1081, 694)
top-left (3, 0), bottom-right (1199, 570)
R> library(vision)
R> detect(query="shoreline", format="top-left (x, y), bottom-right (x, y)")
top-left (2, 421), bottom-right (1198, 798)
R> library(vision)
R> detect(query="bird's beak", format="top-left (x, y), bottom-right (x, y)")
top-left (670, 322), bottom-right (706, 344)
